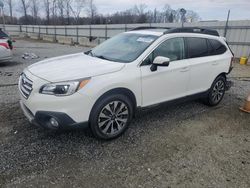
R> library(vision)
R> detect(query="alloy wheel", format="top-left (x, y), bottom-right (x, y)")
top-left (211, 80), bottom-right (225, 104)
top-left (98, 101), bottom-right (129, 136)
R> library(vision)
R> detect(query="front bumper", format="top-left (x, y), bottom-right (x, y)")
top-left (18, 70), bottom-right (95, 126)
top-left (20, 101), bottom-right (88, 130)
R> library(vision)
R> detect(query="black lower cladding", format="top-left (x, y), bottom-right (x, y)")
top-left (34, 111), bottom-right (89, 130)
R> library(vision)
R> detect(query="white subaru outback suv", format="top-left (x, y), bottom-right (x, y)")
top-left (19, 27), bottom-right (233, 139)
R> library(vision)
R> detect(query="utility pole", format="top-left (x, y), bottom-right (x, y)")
top-left (224, 10), bottom-right (230, 37)
top-left (180, 8), bottom-right (186, 28)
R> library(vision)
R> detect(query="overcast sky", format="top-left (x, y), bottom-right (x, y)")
top-left (96, 0), bottom-right (250, 21)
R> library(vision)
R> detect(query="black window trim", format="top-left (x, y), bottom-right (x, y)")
top-left (206, 39), bottom-right (213, 54)
top-left (185, 36), bottom-right (228, 59)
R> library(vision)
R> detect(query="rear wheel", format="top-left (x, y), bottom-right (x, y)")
top-left (90, 94), bottom-right (133, 140)
top-left (204, 76), bottom-right (226, 106)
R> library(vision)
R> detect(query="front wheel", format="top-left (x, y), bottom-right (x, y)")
top-left (204, 76), bottom-right (226, 106)
top-left (90, 94), bottom-right (133, 140)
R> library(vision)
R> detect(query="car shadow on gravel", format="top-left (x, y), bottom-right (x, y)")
top-left (12, 99), bottom-right (209, 142)
top-left (1, 92), bottom-right (249, 187)
top-left (0, 61), bottom-right (21, 67)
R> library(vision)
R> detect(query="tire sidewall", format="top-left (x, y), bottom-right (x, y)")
top-left (90, 94), bottom-right (133, 140)
top-left (208, 76), bottom-right (226, 106)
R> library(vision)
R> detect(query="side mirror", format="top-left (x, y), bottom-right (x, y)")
top-left (150, 56), bottom-right (170, 72)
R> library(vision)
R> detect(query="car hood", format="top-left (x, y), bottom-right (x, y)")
top-left (28, 53), bottom-right (125, 82)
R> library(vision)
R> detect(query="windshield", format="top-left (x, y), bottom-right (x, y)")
top-left (90, 33), bottom-right (158, 63)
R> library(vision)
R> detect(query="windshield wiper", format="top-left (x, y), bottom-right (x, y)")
top-left (95, 55), bottom-right (110, 61)
top-left (85, 50), bottom-right (112, 61)
top-left (84, 50), bottom-right (94, 57)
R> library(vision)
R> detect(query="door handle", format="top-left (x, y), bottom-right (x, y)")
top-left (212, 62), bottom-right (219, 65)
top-left (180, 67), bottom-right (189, 72)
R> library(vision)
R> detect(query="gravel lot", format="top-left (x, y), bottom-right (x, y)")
top-left (0, 39), bottom-right (250, 188)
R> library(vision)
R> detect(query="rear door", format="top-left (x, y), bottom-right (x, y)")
top-left (185, 37), bottom-right (216, 95)
top-left (208, 38), bottom-right (232, 76)
top-left (0, 39), bottom-right (11, 59)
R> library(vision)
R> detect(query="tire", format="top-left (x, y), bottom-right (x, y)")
top-left (89, 94), bottom-right (134, 140)
top-left (204, 76), bottom-right (226, 106)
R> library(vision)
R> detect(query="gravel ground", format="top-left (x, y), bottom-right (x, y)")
top-left (0, 39), bottom-right (250, 188)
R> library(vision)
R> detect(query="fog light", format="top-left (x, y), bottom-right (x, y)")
top-left (49, 117), bottom-right (59, 128)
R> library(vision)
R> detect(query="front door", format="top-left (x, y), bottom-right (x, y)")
top-left (140, 37), bottom-right (190, 107)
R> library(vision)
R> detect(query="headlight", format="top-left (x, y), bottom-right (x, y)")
top-left (40, 78), bottom-right (90, 96)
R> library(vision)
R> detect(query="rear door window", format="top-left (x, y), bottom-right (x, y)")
top-left (186, 37), bottom-right (208, 58)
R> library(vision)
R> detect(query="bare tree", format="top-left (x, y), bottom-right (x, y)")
top-left (57, 0), bottom-right (64, 24)
top-left (43, 0), bottom-right (51, 24)
top-left (3, 0), bottom-right (13, 23)
top-left (133, 4), bottom-right (147, 15)
top-left (20, 0), bottom-right (30, 24)
top-left (163, 4), bottom-right (172, 23)
top-left (55, 0), bottom-right (72, 24)
top-left (70, 0), bottom-right (85, 24)
top-left (153, 8), bottom-right (157, 23)
top-left (131, 4), bottom-right (147, 23)
top-left (86, 0), bottom-right (97, 24)
top-left (51, 0), bottom-right (57, 19)
top-left (8, 1), bottom-right (201, 25)
top-left (172, 9), bottom-right (181, 22)
top-left (65, 0), bottom-right (72, 24)
top-left (186, 10), bottom-right (200, 22)
top-left (31, 0), bottom-right (39, 24)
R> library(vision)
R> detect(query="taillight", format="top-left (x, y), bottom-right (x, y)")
top-left (0, 42), bottom-right (10, 49)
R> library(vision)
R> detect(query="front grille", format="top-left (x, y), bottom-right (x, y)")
top-left (19, 73), bottom-right (33, 99)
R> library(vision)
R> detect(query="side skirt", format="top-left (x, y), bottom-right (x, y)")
top-left (136, 90), bottom-right (209, 112)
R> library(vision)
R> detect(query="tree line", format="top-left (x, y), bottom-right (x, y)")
top-left (0, 0), bottom-right (200, 25)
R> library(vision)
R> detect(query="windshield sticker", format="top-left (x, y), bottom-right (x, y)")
top-left (137, 37), bottom-right (154, 43)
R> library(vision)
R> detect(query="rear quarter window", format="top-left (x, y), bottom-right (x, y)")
top-left (208, 39), bottom-right (227, 55)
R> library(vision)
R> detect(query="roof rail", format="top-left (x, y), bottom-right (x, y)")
top-left (164, 27), bottom-right (219, 36)
top-left (130, 26), bottom-right (219, 36)
top-left (131, 26), bottom-right (171, 31)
